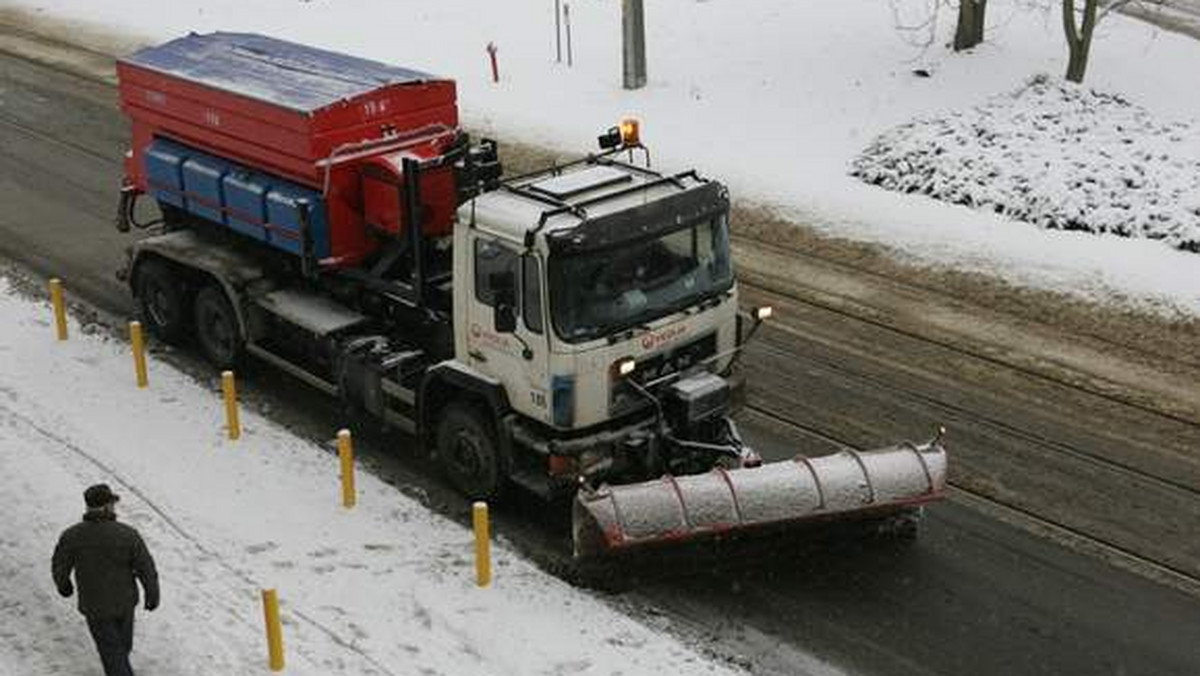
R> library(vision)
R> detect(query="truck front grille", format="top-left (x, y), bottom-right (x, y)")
top-left (610, 332), bottom-right (718, 417)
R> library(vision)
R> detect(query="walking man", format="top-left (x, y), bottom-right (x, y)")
top-left (52, 483), bottom-right (159, 676)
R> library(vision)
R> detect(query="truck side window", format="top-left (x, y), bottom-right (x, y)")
top-left (474, 238), bottom-right (519, 307)
top-left (523, 255), bottom-right (544, 334)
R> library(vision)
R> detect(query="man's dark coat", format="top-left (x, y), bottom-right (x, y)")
top-left (52, 511), bottom-right (159, 617)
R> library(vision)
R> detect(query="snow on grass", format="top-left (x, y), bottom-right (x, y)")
top-left (0, 278), bottom-right (752, 676)
top-left (851, 74), bottom-right (1200, 252)
top-left (5, 0), bottom-right (1200, 315)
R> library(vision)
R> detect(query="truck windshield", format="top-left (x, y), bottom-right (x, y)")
top-left (549, 215), bottom-right (733, 343)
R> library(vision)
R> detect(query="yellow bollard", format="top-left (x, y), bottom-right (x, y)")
top-left (261, 588), bottom-right (285, 672)
top-left (221, 370), bottom-right (240, 440)
top-left (49, 278), bottom-right (67, 341)
top-left (129, 321), bottom-right (148, 388)
top-left (473, 501), bottom-right (491, 588)
top-left (338, 429), bottom-right (356, 509)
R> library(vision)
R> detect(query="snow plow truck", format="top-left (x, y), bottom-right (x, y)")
top-left (113, 33), bottom-right (948, 559)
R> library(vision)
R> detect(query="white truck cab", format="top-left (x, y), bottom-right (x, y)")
top-left (457, 161), bottom-right (739, 435)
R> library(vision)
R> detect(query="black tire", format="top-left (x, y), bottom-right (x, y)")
top-left (135, 259), bottom-right (190, 345)
top-left (436, 403), bottom-right (507, 502)
top-left (192, 284), bottom-right (243, 369)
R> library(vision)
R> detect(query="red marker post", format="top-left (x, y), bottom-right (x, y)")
top-left (487, 42), bottom-right (499, 83)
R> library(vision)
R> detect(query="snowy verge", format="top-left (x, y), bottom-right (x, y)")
top-left (0, 277), bottom-right (746, 676)
top-left (851, 75), bottom-right (1200, 253)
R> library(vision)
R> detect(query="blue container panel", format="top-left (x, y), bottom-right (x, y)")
top-left (266, 186), bottom-right (330, 259)
top-left (144, 139), bottom-right (190, 208)
top-left (182, 155), bottom-right (227, 224)
top-left (222, 172), bottom-right (271, 242)
top-left (142, 138), bottom-right (328, 261)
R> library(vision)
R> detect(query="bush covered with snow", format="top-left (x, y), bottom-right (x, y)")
top-left (851, 75), bottom-right (1200, 253)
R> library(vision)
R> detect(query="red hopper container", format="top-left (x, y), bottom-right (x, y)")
top-left (117, 32), bottom-right (461, 267)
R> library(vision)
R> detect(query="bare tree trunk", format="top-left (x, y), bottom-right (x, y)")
top-left (954, 0), bottom-right (988, 51)
top-left (1062, 0), bottom-right (1099, 83)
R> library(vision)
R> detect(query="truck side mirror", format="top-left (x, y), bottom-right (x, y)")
top-left (490, 270), bottom-right (517, 334)
top-left (495, 304), bottom-right (517, 334)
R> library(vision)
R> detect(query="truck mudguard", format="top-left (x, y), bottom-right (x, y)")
top-left (419, 361), bottom-right (511, 430)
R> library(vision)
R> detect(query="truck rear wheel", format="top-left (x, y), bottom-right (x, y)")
top-left (193, 284), bottom-right (243, 369)
top-left (135, 259), bottom-right (190, 345)
top-left (436, 403), bottom-right (506, 502)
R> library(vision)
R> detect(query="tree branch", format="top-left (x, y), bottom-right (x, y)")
top-left (1096, 0), bottom-right (1130, 23)
top-left (1063, 0), bottom-right (1079, 44)
top-left (1096, 0), bottom-right (1162, 24)
top-left (888, 0), bottom-right (945, 50)
top-left (1082, 0), bottom-right (1100, 37)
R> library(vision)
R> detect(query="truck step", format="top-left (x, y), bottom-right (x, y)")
top-left (255, 289), bottom-right (367, 336)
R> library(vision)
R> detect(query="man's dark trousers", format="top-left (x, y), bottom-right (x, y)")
top-left (85, 613), bottom-right (135, 676)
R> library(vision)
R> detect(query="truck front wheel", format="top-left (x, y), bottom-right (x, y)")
top-left (135, 259), bottom-right (190, 345)
top-left (436, 403), bottom-right (506, 502)
top-left (193, 284), bottom-right (243, 369)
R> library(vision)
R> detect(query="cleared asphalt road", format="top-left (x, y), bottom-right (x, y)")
top-left (2, 38), bottom-right (1199, 676)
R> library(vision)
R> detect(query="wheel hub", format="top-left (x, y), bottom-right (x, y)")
top-left (200, 305), bottom-right (232, 355)
top-left (453, 434), bottom-right (484, 477)
top-left (146, 286), bottom-right (170, 326)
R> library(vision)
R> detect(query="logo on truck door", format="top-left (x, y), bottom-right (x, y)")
top-left (469, 323), bottom-right (514, 354)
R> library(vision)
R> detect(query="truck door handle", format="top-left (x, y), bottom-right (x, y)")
top-left (468, 350), bottom-right (487, 363)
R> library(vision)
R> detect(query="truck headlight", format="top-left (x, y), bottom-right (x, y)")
top-left (615, 357), bottom-right (637, 377)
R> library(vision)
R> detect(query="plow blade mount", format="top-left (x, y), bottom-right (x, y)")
top-left (573, 439), bottom-right (948, 559)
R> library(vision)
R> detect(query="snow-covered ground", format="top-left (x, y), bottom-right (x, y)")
top-left (7, 0), bottom-right (1199, 316)
top-left (0, 277), bottom-right (760, 676)
top-left (852, 74), bottom-right (1200, 252)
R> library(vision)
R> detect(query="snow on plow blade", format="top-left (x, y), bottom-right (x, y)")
top-left (573, 439), bottom-right (948, 559)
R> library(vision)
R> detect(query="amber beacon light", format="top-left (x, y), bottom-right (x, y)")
top-left (619, 118), bottom-right (640, 147)
top-left (598, 118), bottom-right (643, 150)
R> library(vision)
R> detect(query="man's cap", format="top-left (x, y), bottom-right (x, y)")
top-left (84, 484), bottom-right (120, 509)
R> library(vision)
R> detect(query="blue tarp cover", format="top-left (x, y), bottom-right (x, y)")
top-left (122, 32), bottom-right (441, 114)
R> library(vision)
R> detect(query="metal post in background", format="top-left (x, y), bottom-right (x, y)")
top-left (622, 0), bottom-right (647, 89)
top-left (564, 3), bottom-right (573, 67)
top-left (555, 0), bottom-right (562, 63)
top-left (486, 42), bottom-right (499, 83)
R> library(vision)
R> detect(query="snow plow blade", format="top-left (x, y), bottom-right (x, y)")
top-left (572, 438), bottom-right (948, 559)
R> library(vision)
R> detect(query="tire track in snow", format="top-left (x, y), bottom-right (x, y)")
top-left (742, 400), bottom-right (1200, 599)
